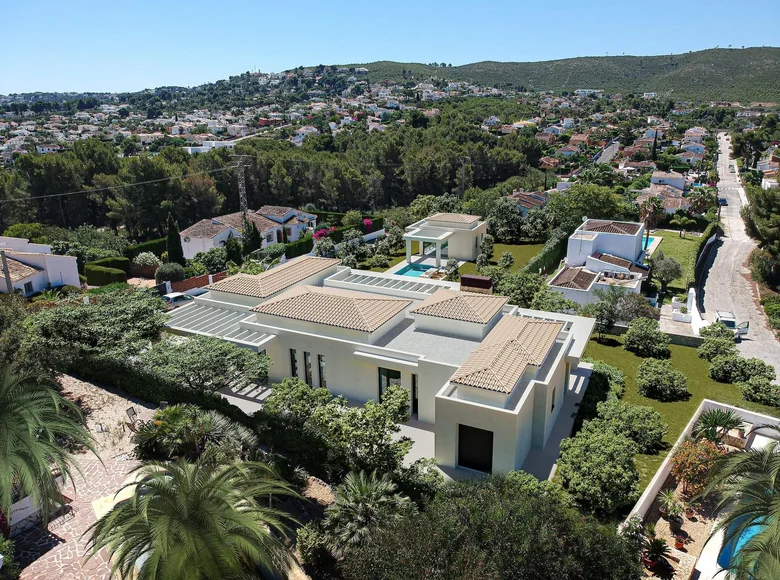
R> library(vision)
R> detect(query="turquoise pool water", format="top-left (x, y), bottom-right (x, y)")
top-left (717, 520), bottom-right (764, 569)
top-left (642, 236), bottom-right (657, 250)
top-left (396, 264), bottom-right (434, 277)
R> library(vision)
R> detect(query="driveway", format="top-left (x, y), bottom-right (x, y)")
top-left (700, 132), bottom-right (780, 376)
top-left (596, 140), bottom-right (620, 164)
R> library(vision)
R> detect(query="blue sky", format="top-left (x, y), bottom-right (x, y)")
top-left (3, 0), bottom-right (778, 94)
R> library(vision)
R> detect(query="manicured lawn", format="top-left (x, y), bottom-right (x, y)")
top-left (652, 230), bottom-right (699, 295)
top-left (459, 243), bottom-right (544, 276)
top-left (585, 336), bottom-right (780, 489)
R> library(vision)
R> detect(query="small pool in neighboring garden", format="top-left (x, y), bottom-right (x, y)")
top-left (396, 264), bottom-right (434, 277)
top-left (717, 520), bottom-right (765, 570)
top-left (642, 236), bottom-right (657, 250)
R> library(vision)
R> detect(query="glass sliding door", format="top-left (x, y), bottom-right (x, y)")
top-left (289, 349), bottom-right (298, 378)
top-left (411, 373), bottom-right (419, 417)
top-left (304, 351), bottom-right (312, 386)
top-left (378, 367), bottom-right (401, 400)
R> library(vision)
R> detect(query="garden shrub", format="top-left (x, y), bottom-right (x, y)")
top-left (699, 322), bottom-right (734, 340)
top-left (697, 337), bottom-right (738, 362)
top-left (84, 264), bottom-right (127, 286)
top-left (0, 535), bottom-right (21, 579)
top-left (297, 522), bottom-right (338, 577)
top-left (558, 429), bottom-right (640, 515)
top-left (623, 317), bottom-right (670, 358)
top-left (87, 256), bottom-right (130, 273)
top-left (636, 358), bottom-right (690, 402)
top-left (133, 251), bottom-right (162, 266)
top-left (739, 376), bottom-right (780, 407)
top-left (192, 247), bottom-right (228, 274)
top-left (582, 399), bottom-right (668, 453)
top-left (709, 354), bottom-right (776, 384)
top-left (155, 262), bottom-right (186, 283)
top-left (523, 227), bottom-right (568, 274)
top-left (572, 359), bottom-right (625, 433)
top-left (670, 439), bottom-right (725, 495)
top-left (368, 253), bottom-right (389, 269)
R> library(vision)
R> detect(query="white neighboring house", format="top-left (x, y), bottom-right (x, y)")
top-left (35, 144), bottom-right (62, 154)
top-left (0, 237), bottom-right (80, 296)
top-left (548, 219), bottom-right (648, 305)
top-left (403, 213), bottom-right (487, 267)
top-left (651, 170), bottom-right (687, 192)
top-left (179, 207), bottom-right (317, 260)
top-left (166, 255), bottom-right (596, 474)
top-left (682, 142), bottom-right (706, 155)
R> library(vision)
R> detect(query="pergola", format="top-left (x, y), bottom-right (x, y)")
top-left (402, 227), bottom-right (453, 267)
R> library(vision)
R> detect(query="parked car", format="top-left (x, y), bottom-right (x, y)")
top-left (715, 311), bottom-right (749, 339)
top-left (163, 292), bottom-right (194, 309)
top-left (719, 197), bottom-right (728, 206)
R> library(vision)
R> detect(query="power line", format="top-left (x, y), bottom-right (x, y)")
top-left (0, 166), bottom-right (234, 205)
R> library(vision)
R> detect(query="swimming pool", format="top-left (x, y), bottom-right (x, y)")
top-left (642, 236), bottom-right (657, 250)
top-left (717, 520), bottom-right (765, 570)
top-left (396, 264), bottom-right (434, 277)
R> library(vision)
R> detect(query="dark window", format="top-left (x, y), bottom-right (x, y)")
top-left (458, 424), bottom-right (493, 473)
top-left (23, 282), bottom-right (33, 295)
top-left (411, 373), bottom-right (419, 416)
top-left (304, 352), bottom-right (312, 386)
top-left (289, 349), bottom-right (298, 377)
top-left (318, 354), bottom-right (326, 389)
top-left (378, 367), bottom-right (401, 399)
top-left (551, 387), bottom-right (556, 413)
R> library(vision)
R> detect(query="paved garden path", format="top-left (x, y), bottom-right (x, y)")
top-left (16, 454), bottom-right (139, 580)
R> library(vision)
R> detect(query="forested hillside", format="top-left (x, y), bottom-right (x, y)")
top-left (346, 48), bottom-right (780, 101)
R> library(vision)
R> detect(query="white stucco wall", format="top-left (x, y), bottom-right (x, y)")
top-left (411, 312), bottom-right (491, 340)
top-left (566, 235), bottom-right (596, 266)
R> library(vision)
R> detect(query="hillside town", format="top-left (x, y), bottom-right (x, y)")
top-left (3, 38), bottom-right (780, 580)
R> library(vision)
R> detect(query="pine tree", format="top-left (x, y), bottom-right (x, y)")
top-left (166, 213), bottom-right (185, 266)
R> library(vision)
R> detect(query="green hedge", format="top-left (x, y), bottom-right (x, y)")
top-left (72, 355), bottom-right (253, 428)
top-left (310, 210), bottom-right (381, 229)
top-left (124, 238), bottom-right (167, 260)
top-left (84, 265), bottom-right (128, 286)
top-left (285, 237), bottom-right (314, 259)
top-left (87, 256), bottom-right (130, 274)
top-left (523, 228), bottom-right (568, 274)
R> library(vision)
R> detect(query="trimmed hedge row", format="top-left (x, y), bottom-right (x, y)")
top-left (310, 210), bottom-right (381, 229)
top-left (285, 237), bottom-right (315, 259)
top-left (87, 256), bottom-right (130, 273)
top-left (124, 237), bottom-right (167, 260)
top-left (695, 222), bottom-right (723, 267)
top-left (523, 228), bottom-right (568, 275)
top-left (84, 265), bottom-right (128, 286)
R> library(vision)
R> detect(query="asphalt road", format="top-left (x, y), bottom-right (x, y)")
top-left (699, 133), bottom-right (780, 375)
top-left (596, 140), bottom-right (620, 164)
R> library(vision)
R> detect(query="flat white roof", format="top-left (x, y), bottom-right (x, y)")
top-left (403, 227), bottom-right (454, 242)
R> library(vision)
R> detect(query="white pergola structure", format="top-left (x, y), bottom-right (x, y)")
top-left (403, 227), bottom-right (453, 267)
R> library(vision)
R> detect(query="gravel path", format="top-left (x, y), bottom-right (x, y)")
top-left (699, 132), bottom-right (780, 378)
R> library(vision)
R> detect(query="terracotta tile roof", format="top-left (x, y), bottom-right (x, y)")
top-left (251, 285), bottom-right (412, 332)
top-left (1, 256), bottom-right (42, 282)
top-left (257, 205), bottom-right (294, 217)
top-left (450, 316), bottom-right (563, 393)
top-left (549, 266), bottom-right (597, 290)
top-left (410, 289), bottom-right (508, 324)
top-left (580, 220), bottom-right (642, 235)
top-left (206, 256), bottom-right (340, 298)
top-left (426, 213), bottom-right (480, 224)
top-left (591, 251), bottom-right (632, 269)
top-left (180, 212), bottom-right (278, 239)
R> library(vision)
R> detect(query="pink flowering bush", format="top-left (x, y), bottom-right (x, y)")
top-left (313, 229), bottom-right (330, 240)
top-left (363, 218), bottom-right (373, 232)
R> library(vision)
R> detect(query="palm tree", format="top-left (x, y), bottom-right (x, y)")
top-left (700, 440), bottom-right (780, 579)
top-left (669, 215), bottom-right (696, 238)
top-left (692, 409), bottom-right (744, 444)
top-left (687, 187), bottom-right (717, 214)
top-left (640, 196), bottom-right (665, 250)
top-left (85, 459), bottom-right (296, 580)
top-left (324, 470), bottom-right (413, 558)
top-left (0, 365), bottom-right (96, 535)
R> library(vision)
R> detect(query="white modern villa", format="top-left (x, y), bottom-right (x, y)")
top-left (0, 236), bottom-right (80, 295)
top-left (548, 219), bottom-right (650, 305)
top-left (166, 254), bottom-right (595, 475)
top-left (179, 206), bottom-right (317, 260)
top-left (402, 213), bottom-right (487, 268)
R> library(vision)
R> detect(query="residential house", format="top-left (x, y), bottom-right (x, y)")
top-left (676, 151), bottom-right (704, 166)
top-left (651, 170), bottom-right (686, 192)
top-left (535, 132), bottom-right (557, 145)
top-left (179, 207), bottom-right (317, 260)
top-left (166, 255), bottom-right (596, 474)
top-left (506, 190), bottom-right (548, 216)
top-left (35, 144), bottom-right (61, 154)
top-left (556, 144), bottom-right (580, 158)
top-left (568, 133), bottom-right (590, 147)
top-left (0, 237), bottom-right (80, 296)
top-left (403, 213), bottom-right (487, 267)
top-left (548, 220), bottom-right (648, 305)
top-left (539, 156), bottom-right (561, 169)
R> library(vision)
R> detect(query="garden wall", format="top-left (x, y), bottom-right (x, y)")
top-left (624, 399), bottom-right (780, 525)
top-left (170, 271), bottom-right (228, 293)
top-left (610, 324), bottom-right (704, 347)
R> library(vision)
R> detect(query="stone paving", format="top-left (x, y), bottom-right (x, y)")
top-left (15, 451), bottom-right (140, 579)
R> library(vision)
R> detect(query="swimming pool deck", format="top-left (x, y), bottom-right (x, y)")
top-left (384, 255), bottom-right (465, 276)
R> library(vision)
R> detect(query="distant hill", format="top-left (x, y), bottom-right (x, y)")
top-left (343, 48), bottom-right (780, 102)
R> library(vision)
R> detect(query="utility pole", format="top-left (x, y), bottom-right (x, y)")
top-left (0, 250), bottom-right (14, 294)
top-left (231, 155), bottom-right (253, 218)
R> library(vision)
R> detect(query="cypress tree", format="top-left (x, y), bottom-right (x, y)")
top-left (166, 213), bottom-right (185, 266)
